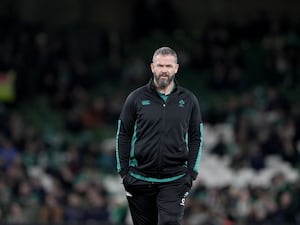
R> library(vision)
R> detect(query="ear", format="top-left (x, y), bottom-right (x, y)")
top-left (150, 63), bottom-right (155, 73)
top-left (175, 63), bottom-right (179, 74)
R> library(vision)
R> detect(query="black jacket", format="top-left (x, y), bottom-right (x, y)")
top-left (116, 79), bottom-right (203, 181)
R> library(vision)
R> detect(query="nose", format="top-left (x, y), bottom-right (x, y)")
top-left (161, 66), bottom-right (168, 73)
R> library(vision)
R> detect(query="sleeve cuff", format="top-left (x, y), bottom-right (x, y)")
top-left (186, 168), bottom-right (198, 180)
top-left (119, 168), bottom-right (129, 178)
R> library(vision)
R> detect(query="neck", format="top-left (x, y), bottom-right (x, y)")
top-left (155, 81), bottom-right (174, 95)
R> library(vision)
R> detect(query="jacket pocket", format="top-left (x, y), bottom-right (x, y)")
top-left (123, 174), bottom-right (141, 189)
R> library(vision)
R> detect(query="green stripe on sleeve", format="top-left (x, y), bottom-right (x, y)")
top-left (193, 123), bottom-right (203, 172)
top-left (116, 120), bottom-right (121, 172)
top-left (129, 122), bottom-right (138, 167)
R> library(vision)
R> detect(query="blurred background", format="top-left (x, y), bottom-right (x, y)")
top-left (0, 0), bottom-right (300, 224)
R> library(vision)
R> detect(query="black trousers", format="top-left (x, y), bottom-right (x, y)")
top-left (123, 174), bottom-right (191, 225)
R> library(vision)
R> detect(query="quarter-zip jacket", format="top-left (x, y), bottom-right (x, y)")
top-left (116, 79), bottom-right (203, 182)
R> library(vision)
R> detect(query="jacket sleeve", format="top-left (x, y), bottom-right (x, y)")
top-left (115, 92), bottom-right (136, 177)
top-left (187, 94), bottom-right (203, 180)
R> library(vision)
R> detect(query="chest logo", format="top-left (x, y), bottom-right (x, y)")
top-left (179, 99), bottom-right (185, 107)
top-left (142, 100), bottom-right (151, 105)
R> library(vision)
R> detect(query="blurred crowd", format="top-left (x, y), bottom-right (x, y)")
top-left (0, 11), bottom-right (300, 225)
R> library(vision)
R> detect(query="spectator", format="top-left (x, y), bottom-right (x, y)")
top-left (0, 136), bottom-right (19, 171)
top-left (64, 192), bottom-right (85, 224)
top-left (39, 193), bottom-right (64, 224)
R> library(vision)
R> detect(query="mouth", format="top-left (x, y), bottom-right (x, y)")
top-left (160, 74), bottom-right (169, 79)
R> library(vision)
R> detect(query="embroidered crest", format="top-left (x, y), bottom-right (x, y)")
top-left (179, 99), bottom-right (185, 107)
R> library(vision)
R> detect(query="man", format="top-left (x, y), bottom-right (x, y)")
top-left (116, 47), bottom-right (203, 225)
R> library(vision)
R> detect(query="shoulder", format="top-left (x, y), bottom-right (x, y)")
top-left (125, 84), bottom-right (149, 103)
top-left (177, 86), bottom-right (199, 102)
top-left (128, 84), bottom-right (148, 97)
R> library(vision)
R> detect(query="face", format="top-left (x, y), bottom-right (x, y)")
top-left (151, 54), bottom-right (179, 90)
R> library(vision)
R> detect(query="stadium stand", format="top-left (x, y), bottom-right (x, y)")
top-left (0, 11), bottom-right (300, 225)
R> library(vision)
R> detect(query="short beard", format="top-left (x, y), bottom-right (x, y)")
top-left (154, 74), bottom-right (175, 89)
